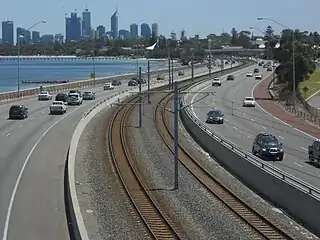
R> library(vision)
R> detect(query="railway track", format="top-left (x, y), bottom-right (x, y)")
top-left (153, 91), bottom-right (294, 240)
top-left (108, 94), bottom-right (185, 239)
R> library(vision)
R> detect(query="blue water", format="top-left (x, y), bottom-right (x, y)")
top-left (0, 59), bottom-right (166, 93)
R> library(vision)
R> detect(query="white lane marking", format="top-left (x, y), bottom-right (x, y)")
top-left (301, 147), bottom-right (308, 151)
top-left (5, 133), bottom-right (11, 137)
top-left (278, 136), bottom-right (284, 140)
top-left (293, 162), bottom-right (303, 168)
top-left (262, 126), bottom-right (267, 130)
top-left (247, 135), bottom-right (252, 139)
top-left (18, 124), bottom-right (23, 128)
top-left (250, 118), bottom-right (255, 122)
top-left (251, 75), bottom-right (317, 140)
top-left (233, 126), bottom-right (238, 130)
top-left (29, 117), bottom-right (35, 121)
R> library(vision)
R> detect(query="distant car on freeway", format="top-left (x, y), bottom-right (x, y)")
top-left (67, 93), bottom-right (83, 105)
top-left (246, 72), bottom-right (253, 77)
top-left (258, 62), bottom-right (263, 66)
top-left (49, 101), bottom-right (67, 114)
top-left (38, 91), bottom-right (52, 101)
top-left (128, 80), bottom-right (138, 86)
top-left (242, 97), bottom-right (255, 107)
top-left (255, 74), bottom-right (262, 80)
top-left (206, 110), bottom-right (224, 124)
top-left (267, 67), bottom-right (272, 71)
top-left (308, 139), bottom-right (320, 164)
top-left (227, 75), bottom-right (234, 80)
top-left (55, 93), bottom-right (68, 103)
top-left (137, 78), bottom-right (147, 84)
top-left (112, 80), bottom-right (122, 86)
top-left (104, 83), bottom-right (114, 90)
top-left (157, 74), bottom-right (165, 80)
top-left (253, 68), bottom-right (259, 73)
top-left (83, 91), bottom-right (95, 100)
top-left (252, 133), bottom-right (284, 161)
top-left (212, 77), bottom-right (222, 86)
top-left (9, 105), bottom-right (28, 119)
top-left (69, 90), bottom-right (82, 97)
top-left (178, 70), bottom-right (184, 76)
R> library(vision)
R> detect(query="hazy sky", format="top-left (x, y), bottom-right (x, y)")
top-left (1, 0), bottom-right (319, 38)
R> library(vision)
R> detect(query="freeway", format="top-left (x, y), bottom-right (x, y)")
top-left (186, 64), bottom-right (320, 190)
top-left (0, 64), bottom-right (214, 240)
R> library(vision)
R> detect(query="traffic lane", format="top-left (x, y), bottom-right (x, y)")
top-left (189, 72), bottom-right (320, 188)
top-left (0, 69), bottom-right (203, 239)
top-left (307, 93), bottom-right (320, 109)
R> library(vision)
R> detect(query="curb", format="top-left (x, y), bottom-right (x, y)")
top-left (66, 63), bottom-right (248, 239)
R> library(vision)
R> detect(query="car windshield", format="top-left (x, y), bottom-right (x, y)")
top-left (40, 92), bottom-right (48, 94)
top-left (262, 136), bottom-right (279, 146)
top-left (209, 110), bottom-right (223, 117)
top-left (10, 105), bottom-right (22, 110)
top-left (83, 92), bottom-right (91, 95)
top-left (53, 102), bottom-right (62, 105)
top-left (245, 97), bottom-right (254, 101)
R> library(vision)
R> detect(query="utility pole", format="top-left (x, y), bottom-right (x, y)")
top-left (208, 39), bottom-right (212, 76)
top-left (191, 53), bottom-right (194, 81)
top-left (147, 60), bottom-right (151, 103)
top-left (138, 67), bottom-right (142, 128)
top-left (168, 57), bottom-right (171, 89)
top-left (173, 81), bottom-right (179, 189)
top-left (171, 59), bottom-right (174, 89)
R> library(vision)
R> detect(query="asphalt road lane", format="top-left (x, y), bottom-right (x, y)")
top-left (186, 65), bottom-right (320, 189)
top-left (0, 65), bottom-right (214, 240)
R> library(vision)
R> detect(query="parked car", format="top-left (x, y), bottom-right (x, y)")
top-left (55, 93), bottom-right (68, 103)
top-left (38, 91), bottom-right (52, 101)
top-left (83, 91), bottom-right (95, 100)
top-left (9, 105), bottom-right (28, 119)
top-left (206, 110), bottom-right (224, 124)
top-left (252, 133), bottom-right (284, 160)
top-left (49, 101), bottom-right (67, 114)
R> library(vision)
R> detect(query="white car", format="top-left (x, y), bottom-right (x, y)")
top-left (38, 91), bottom-right (52, 100)
top-left (243, 97), bottom-right (255, 107)
top-left (50, 101), bottom-right (67, 114)
top-left (104, 83), bottom-right (114, 90)
top-left (212, 77), bottom-right (222, 86)
top-left (67, 93), bottom-right (83, 105)
top-left (246, 72), bottom-right (253, 77)
top-left (255, 74), bottom-right (262, 80)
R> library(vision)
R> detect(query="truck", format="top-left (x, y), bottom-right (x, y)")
top-left (50, 101), bottom-right (67, 114)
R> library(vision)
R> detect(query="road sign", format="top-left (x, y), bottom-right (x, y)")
top-left (90, 73), bottom-right (96, 79)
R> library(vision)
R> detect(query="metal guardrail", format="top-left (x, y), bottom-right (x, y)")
top-left (182, 76), bottom-right (320, 200)
top-left (0, 63), bottom-right (205, 102)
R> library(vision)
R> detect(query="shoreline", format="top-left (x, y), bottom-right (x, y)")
top-left (0, 56), bottom-right (168, 61)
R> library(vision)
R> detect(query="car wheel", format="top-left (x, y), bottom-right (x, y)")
top-left (278, 155), bottom-right (284, 161)
top-left (220, 120), bottom-right (224, 124)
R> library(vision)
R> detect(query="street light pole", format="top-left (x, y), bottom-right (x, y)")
top-left (208, 39), bottom-right (212, 76)
top-left (257, 17), bottom-right (296, 108)
top-left (17, 20), bottom-right (46, 97)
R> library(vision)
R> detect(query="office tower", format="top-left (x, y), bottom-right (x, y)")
top-left (82, 8), bottom-right (91, 39)
top-left (180, 29), bottom-right (185, 41)
top-left (2, 21), bottom-right (14, 45)
top-left (65, 11), bottom-right (81, 42)
top-left (32, 31), bottom-right (40, 43)
top-left (17, 27), bottom-right (31, 44)
top-left (110, 9), bottom-right (118, 39)
top-left (151, 23), bottom-right (158, 37)
top-left (54, 34), bottom-right (64, 44)
top-left (130, 23), bottom-right (138, 38)
top-left (119, 30), bottom-right (130, 39)
top-left (41, 34), bottom-right (54, 44)
top-left (140, 23), bottom-right (151, 39)
top-left (96, 25), bottom-right (106, 38)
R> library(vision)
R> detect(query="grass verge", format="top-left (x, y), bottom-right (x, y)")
top-left (299, 70), bottom-right (320, 99)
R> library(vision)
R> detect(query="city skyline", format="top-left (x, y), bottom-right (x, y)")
top-left (1, 0), bottom-right (320, 39)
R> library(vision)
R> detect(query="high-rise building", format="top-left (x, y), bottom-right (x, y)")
top-left (180, 29), bottom-right (185, 41)
top-left (130, 23), bottom-right (138, 38)
top-left (2, 21), bottom-right (14, 45)
top-left (119, 30), bottom-right (130, 39)
top-left (110, 9), bottom-right (118, 39)
top-left (41, 34), bottom-right (54, 44)
top-left (96, 25), bottom-right (106, 38)
top-left (66, 12), bottom-right (81, 42)
top-left (140, 23), bottom-right (151, 39)
top-left (82, 8), bottom-right (91, 39)
top-left (32, 31), bottom-right (40, 43)
top-left (17, 27), bottom-right (31, 44)
top-left (151, 23), bottom-right (158, 37)
top-left (54, 34), bottom-right (64, 44)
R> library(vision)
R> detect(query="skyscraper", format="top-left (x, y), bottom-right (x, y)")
top-left (32, 31), bottom-right (40, 43)
top-left (140, 23), bottom-right (151, 39)
top-left (2, 21), bottom-right (14, 45)
top-left (130, 24), bottom-right (138, 38)
top-left (110, 10), bottom-right (118, 39)
top-left (66, 12), bottom-right (81, 42)
top-left (96, 25), bottom-right (106, 38)
top-left (17, 27), bottom-right (31, 44)
top-left (151, 23), bottom-right (158, 37)
top-left (82, 8), bottom-right (91, 39)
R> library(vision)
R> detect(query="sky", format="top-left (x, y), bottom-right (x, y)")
top-left (1, 0), bottom-right (320, 39)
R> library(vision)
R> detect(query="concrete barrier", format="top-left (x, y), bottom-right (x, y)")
top-left (0, 63), bottom-right (206, 102)
top-left (66, 61), bottom-right (252, 239)
top-left (180, 100), bottom-right (320, 237)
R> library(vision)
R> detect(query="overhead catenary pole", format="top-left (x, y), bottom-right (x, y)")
top-left (147, 60), bottom-right (151, 103)
top-left (173, 81), bottom-right (179, 189)
top-left (171, 59), bottom-right (174, 89)
top-left (138, 67), bottom-right (142, 128)
top-left (168, 56), bottom-right (171, 89)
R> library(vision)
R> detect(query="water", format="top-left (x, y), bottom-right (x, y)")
top-left (0, 59), bottom-right (166, 93)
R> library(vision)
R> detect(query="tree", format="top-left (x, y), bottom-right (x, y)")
top-left (264, 25), bottom-right (274, 40)
top-left (237, 31), bottom-right (251, 48)
top-left (272, 29), bottom-right (316, 93)
top-left (231, 28), bottom-right (238, 45)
